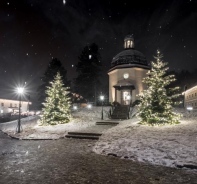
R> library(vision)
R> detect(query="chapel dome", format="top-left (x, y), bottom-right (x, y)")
top-left (110, 35), bottom-right (150, 70)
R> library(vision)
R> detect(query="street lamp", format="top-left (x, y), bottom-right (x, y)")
top-left (100, 95), bottom-right (104, 120)
top-left (87, 104), bottom-right (92, 109)
top-left (16, 87), bottom-right (24, 133)
top-left (73, 105), bottom-right (77, 110)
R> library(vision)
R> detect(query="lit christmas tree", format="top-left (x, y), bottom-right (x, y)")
top-left (40, 72), bottom-right (71, 125)
top-left (137, 50), bottom-right (181, 125)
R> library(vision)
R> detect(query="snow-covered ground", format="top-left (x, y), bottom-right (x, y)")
top-left (93, 107), bottom-right (197, 170)
top-left (0, 106), bottom-right (110, 140)
top-left (1, 106), bottom-right (197, 170)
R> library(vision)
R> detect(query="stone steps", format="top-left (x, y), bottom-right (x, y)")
top-left (65, 120), bottom-right (120, 140)
top-left (111, 114), bottom-right (128, 119)
top-left (65, 132), bottom-right (102, 140)
top-left (96, 121), bottom-right (119, 125)
top-left (111, 105), bottom-right (130, 119)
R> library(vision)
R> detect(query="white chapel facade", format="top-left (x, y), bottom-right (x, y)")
top-left (108, 35), bottom-right (151, 105)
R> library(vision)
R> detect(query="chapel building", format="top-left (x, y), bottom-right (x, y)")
top-left (108, 35), bottom-right (151, 105)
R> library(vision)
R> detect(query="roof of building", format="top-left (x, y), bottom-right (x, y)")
top-left (109, 35), bottom-right (151, 71)
top-left (0, 95), bottom-right (30, 102)
top-left (183, 84), bottom-right (197, 94)
top-left (0, 97), bottom-right (29, 103)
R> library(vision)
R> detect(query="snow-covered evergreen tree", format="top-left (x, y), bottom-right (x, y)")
top-left (40, 72), bottom-right (71, 125)
top-left (37, 58), bottom-right (69, 108)
top-left (137, 50), bottom-right (181, 125)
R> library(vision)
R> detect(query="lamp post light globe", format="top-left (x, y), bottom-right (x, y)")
top-left (100, 95), bottom-right (104, 101)
top-left (87, 104), bottom-right (92, 109)
top-left (100, 95), bottom-right (104, 120)
top-left (17, 87), bottom-right (24, 94)
top-left (16, 87), bottom-right (24, 133)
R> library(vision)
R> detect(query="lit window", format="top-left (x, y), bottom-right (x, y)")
top-left (127, 40), bottom-right (130, 48)
top-left (130, 41), bottom-right (133, 48)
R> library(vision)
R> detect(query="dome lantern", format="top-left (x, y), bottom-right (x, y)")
top-left (124, 34), bottom-right (134, 49)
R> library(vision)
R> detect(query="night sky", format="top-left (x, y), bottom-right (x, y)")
top-left (0, 0), bottom-right (197, 103)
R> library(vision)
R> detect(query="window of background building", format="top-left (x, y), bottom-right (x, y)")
top-left (10, 103), bottom-right (12, 107)
top-left (1, 103), bottom-right (4, 107)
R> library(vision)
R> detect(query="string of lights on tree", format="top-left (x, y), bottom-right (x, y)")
top-left (40, 72), bottom-right (71, 125)
top-left (137, 50), bottom-right (182, 126)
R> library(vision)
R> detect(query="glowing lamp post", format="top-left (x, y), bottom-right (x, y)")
top-left (100, 95), bottom-right (104, 120)
top-left (17, 87), bottom-right (24, 133)
top-left (87, 104), bottom-right (92, 109)
top-left (73, 105), bottom-right (77, 110)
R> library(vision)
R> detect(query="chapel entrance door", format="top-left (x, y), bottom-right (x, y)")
top-left (122, 91), bottom-right (131, 105)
